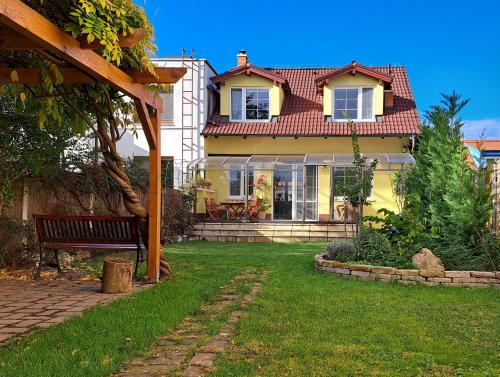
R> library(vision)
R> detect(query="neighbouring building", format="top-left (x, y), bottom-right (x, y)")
top-left (188, 50), bottom-right (420, 233)
top-left (464, 139), bottom-right (500, 231)
top-left (118, 55), bottom-right (218, 189)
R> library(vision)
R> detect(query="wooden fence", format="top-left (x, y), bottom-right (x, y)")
top-left (3, 180), bottom-right (175, 222)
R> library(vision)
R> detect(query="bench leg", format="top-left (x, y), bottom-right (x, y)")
top-left (35, 244), bottom-right (44, 280)
top-left (54, 250), bottom-right (62, 274)
top-left (134, 246), bottom-right (140, 279)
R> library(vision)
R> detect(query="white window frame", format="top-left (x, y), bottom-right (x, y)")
top-left (332, 86), bottom-right (375, 122)
top-left (227, 166), bottom-right (254, 200)
top-left (332, 167), bottom-right (374, 201)
top-left (229, 87), bottom-right (271, 122)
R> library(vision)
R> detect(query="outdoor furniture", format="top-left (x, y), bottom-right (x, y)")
top-left (336, 203), bottom-right (358, 223)
top-left (204, 197), bottom-right (224, 220)
top-left (221, 201), bottom-right (246, 220)
top-left (33, 214), bottom-right (144, 279)
top-left (247, 198), bottom-right (262, 221)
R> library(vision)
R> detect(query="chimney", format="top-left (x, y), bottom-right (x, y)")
top-left (237, 50), bottom-right (248, 67)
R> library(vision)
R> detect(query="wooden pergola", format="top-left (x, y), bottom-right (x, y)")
top-left (0, 0), bottom-right (186, 281)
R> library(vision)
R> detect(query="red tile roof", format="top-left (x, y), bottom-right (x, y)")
top-left (203, 66), bottom-right (421, 137)
top-left (211, 63), bottom-right (290, 93)
top-left (464, 139), bottom-right (500, 151)
top-left (315, 61), bottom-right (393, 91)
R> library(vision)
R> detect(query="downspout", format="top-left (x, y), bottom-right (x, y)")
top-left (302, 154), bottom-right (308, 222)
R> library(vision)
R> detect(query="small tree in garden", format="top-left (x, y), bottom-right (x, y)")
top-left (0, 93), bottom-right (74, 214)
top-left (341, 121), bottom-right (378, 229)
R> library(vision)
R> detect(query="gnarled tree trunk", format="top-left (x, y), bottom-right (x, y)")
top-left (95, 112), bottom-right (171, 279)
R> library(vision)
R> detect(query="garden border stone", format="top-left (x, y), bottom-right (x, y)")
top-left (314, 254), bottom-right (499, 288)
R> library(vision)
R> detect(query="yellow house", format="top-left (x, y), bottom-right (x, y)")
top-left (191, 51), bottom-right (420, 229)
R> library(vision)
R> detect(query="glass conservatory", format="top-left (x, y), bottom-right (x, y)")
top-left (187, 153), bottom-right (415, 223)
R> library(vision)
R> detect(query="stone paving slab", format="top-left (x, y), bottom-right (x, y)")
top-left (114, 270), bottom-right (268, 377)
top-left (0, 279), bottom-right (152, 346)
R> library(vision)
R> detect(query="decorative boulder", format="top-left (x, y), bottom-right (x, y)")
top-left (412, 248), bottom-right (444, 272)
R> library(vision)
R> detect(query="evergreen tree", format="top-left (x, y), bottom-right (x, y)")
top-left (405, 92), bottom-right (494, 264)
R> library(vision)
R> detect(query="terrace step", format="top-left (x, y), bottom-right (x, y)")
top-left (188, 222), bottom-right (355, 243)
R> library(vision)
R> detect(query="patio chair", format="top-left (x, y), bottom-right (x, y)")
top-left (336, 203), bottom-right (358, 223)
top-left (247, 198), bottom-right (262, 221)
top-left (204, 197), bottom-right (224, 221)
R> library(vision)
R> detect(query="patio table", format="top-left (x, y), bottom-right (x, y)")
top-left (220, 201), bottom-right (246, 220)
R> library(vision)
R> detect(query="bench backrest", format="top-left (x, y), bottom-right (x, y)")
top-left (33, 214), bottom-right (141, 245)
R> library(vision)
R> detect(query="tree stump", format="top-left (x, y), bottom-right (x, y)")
top-left (101, 258), bottom-right (133, 294)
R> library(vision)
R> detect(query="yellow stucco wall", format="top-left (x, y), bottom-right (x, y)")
top-left (205, 136), bottom-right (406, 154)
top-left (220, 75), bottom-right (284, 117)
top-left (323, 73), bottom-right (384, 116)
top-left (200, 136), bottom-right (408, 219)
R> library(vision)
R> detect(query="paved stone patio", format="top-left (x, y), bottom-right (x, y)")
top-left (0, 279), bottom-right (151, 345)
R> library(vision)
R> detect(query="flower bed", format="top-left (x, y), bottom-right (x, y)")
top-left (315, 254), bottom-right (500, 288)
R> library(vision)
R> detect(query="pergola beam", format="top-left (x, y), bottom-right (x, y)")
top-left (0, 0), bottom-right (160, 109)
top-left (134, 98), bottom-right (158, 150)
top-left (0, 67), bottom-right (92, 84)
top-left (0, 67), bottom-right (187, 85)
top-left (0, 27), bottom-right (147, 51)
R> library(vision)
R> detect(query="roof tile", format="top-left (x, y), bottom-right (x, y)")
top-left (203, 66), bottom-right (420, 136)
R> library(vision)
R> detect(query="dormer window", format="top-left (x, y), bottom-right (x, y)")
top-left (333, 87), bottom-right (374, 121)
top-left (230, 88), bottom-right (270, 121)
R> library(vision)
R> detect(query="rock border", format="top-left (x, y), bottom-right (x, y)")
top-left (314, 254), bottom-right (500, 288)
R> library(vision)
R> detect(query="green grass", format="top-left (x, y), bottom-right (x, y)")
top-left (0, 242), bottom-right (498, 377)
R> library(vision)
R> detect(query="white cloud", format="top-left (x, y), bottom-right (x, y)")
top-left (463, 119), bottom-right (500, 139)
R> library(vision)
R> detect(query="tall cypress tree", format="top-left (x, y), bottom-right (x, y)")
top-left (405, 92), bottom-right (494, 264)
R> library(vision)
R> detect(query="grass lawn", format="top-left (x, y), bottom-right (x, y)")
top-left (0, 242), bottom-right (498, 376)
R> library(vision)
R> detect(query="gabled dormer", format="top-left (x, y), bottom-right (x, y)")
top-left (211, 51), bottom-right (290, 122)
top-left (315, 61), bottom-right (393, 122)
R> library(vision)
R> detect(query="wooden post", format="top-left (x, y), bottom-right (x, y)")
top-left (148, 109), bottom-right (161, 282)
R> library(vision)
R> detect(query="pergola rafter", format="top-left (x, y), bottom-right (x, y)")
top-left (0, 0), bottom-right (185, 282)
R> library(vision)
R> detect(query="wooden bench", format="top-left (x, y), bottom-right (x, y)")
top-left (34, 214), bottom-right (145, 279)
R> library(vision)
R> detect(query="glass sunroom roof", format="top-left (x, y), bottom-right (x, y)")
top-left (189, 153), bottom-right (415, 171)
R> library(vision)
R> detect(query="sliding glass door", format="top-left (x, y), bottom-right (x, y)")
top-left (273, 165), bottom-right (318, 221)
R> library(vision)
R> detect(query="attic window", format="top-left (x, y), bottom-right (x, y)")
top-left (230, 88), bottom-right (270, 121)
top-left (333, 87), bottom-right (374, 121)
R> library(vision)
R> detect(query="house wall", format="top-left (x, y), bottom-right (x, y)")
top-left (323, 73), bottom-right (384, 116)
top-left (219, 75), bottom-right (284, 117)
top-left (202, 136), bottom-right (409, 220)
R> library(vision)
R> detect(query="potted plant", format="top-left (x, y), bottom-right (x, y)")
top-left (193, 175), bottom-right (212, 190)
top-left (255, 175), bottom-right (272, 220)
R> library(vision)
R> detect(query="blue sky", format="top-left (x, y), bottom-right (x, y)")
top-left (136, 0), bottom-right (500, 139)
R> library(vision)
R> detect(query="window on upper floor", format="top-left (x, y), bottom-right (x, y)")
top-left (333, 87), bottom-right (374, 121)
top-left (231, 88), bottom-right (270, 121)
top-left (160, 87), bottom-right (174, 124)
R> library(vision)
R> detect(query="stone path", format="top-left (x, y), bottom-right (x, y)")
top-left (0, 279), bottom-right (151, 345)
top-left (114, 270), bottom-right (267, 377)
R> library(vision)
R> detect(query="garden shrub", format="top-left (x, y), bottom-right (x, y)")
top-left (351, 227), bottom-right (409, 267)
top-left (161, 190), bottom-right (195, 244)
top-left (365, 207), bottom-right (427, 258)
top-left (433, 232), bottom-right (500, 271)
top-left (325, 240), bottom-right (354, 262)
top-left (0, 216), bottom-right (36, 268)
